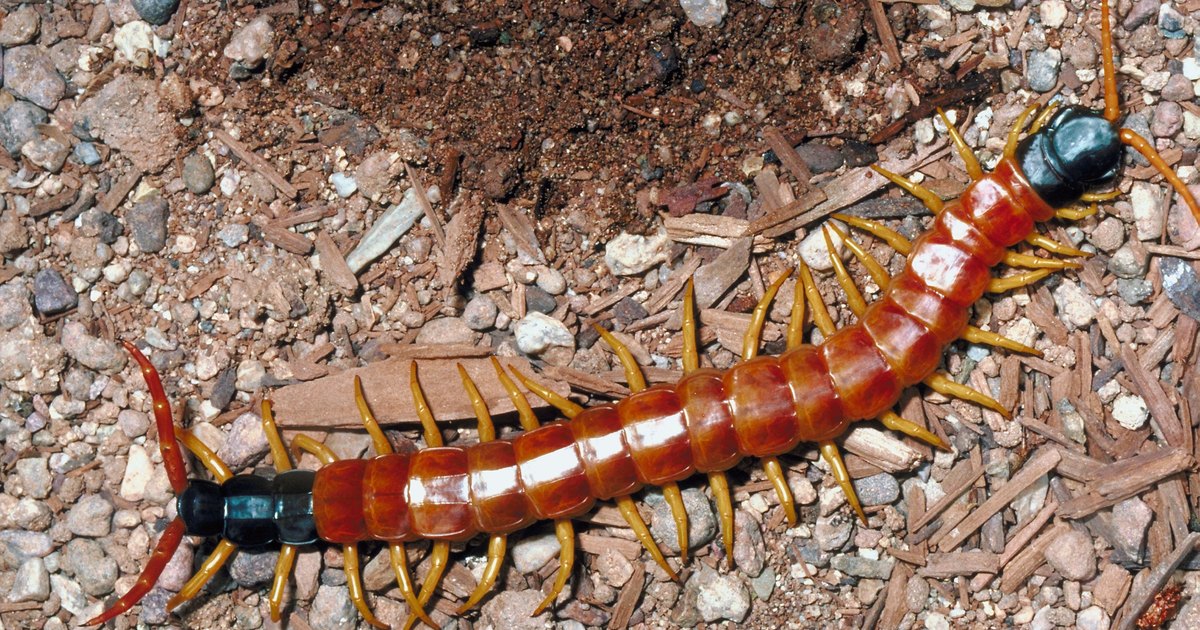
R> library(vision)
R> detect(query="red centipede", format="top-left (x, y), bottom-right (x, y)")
top-left (87, 2), bottom-right (1200, 628)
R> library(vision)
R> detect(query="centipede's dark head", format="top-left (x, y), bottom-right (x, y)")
top-left (1016, 106), bottom-right (1122, 207)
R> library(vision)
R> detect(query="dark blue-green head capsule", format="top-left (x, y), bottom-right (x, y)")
top-left (1016, 106), bottom-right (1122, 207)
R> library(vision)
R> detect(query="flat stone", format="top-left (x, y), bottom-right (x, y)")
top-left (77, 75), bottom-right (180, 172)
top-left (693, 565), bottom-right (750, 623)
top-left (224, 15), bottom-right (274, 67)
top-left (852, 473), bottom-right (900, 506)
top-left (1161, 257), bottom-right (1200, 321)
top-left (831, 553), bottom-right (895, 580)
top-left (126, 197), bottom-right (169, 253)
top-left (646, 486), bottom-right (717, 554)
top-left (1027, 48), bottom-right (1062, 93)
top-left (732, 509), bottom-right (766, 577)
top-left (513, 312), bottom-right (573, 355)
top-left (414, 316), bottom-right (475, 345)
top-left (21, 135), bottom-right (68, 172)
top-left (510, 530), bottom-right (560, 574)
top-left (308, 584), bottom-right (357, 630)
top-left (64, 538), bottom-right (118, 596)
top-left (1044, 528), bottom-right (1096, 581)
top-left (4, 46), bottom-right (65, 109)
top-left (14, 457), bottom-right (51, 499)
top-left (480, 590), bottom-right (550, 630)
top-left (463, 295), bottom-right (498, 331)
top-left (66, 495), bottom-right (113, 537)
top-left (216, 412), bottom-right (270, 470)
top-left (33, 268), bottom-right (76, 316)
top-left (60, 321), bottom-right (126, 372)
top-left (0, 5), bottom-right (40, 46)
top-left (182, 152), bottom-right (215, 194)
top-left (229, 548), bottom-right (278, 586)
top-left (604, 228), bottom-right (669, 276)
top-left (0, 99), bottom-right (47, 156)
top-left (8, 557), bottom-right (49, 602)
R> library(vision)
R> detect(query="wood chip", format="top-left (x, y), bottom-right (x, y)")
top-left (438, 198), bottom-right (485, 288)
top-left (472, 261), bottom-right (509, 292)
top-left (1057, 447), bottom-right (1194, 519)
top-left (1120, 344), bottom-right (1185, 448)
top-left (404, 162), bottom-right (445, 251)
top-left (313, 230), bottom-right (358, 293)
top-left (261, 223), bottom-right (313, 255)
top-left (271, 356), bottom-right (569, 428)
top-left (97, 170), bottom-right (141, 214)
top-left (29, 187), bottom-right (79, 218)
top-left (763, 126), bottom-right (814, 190)
top-left (213, 129), bottom-right (299, 199)
top-left (999, 521), bottom-right (1068, 593)
top-left (937, 447), bottom-right (1061, 551)
top-left (909, 457), bottom-right (985, 532)
top-left (1093, 562), bottom-right (1132, 615)
top-left (691, 237), bottom-right (751, 309)
top-left (918, 551), bottom-right (999, 578)
top-left (578, 533), bottom-right (642, 560)
top-left (878, 563), bottom-right (913, 630)
top-left (842, 426), bottom-right (924, 473)
top-left (998, 499), bottom-right (1058, 566)
top-left (497, 204), bottom-right (545, 264)
top-left (608, 560), bottom-right (646, 630)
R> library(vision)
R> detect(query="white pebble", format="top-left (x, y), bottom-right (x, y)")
top-left (1112, 394), bottom-right (1148, 430)
top-left (798, 220), bottom-right (847, 272)
top-left (330, 172), bottom-right (358, 198)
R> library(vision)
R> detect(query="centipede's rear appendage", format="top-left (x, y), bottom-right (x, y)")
top-left (89, 0), bottom-right (1200, 627)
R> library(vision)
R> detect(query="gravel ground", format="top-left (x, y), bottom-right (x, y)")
top-left (2, 1), bottom-right (1200, 629)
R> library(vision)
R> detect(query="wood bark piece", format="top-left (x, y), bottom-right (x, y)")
top-left (261, 223), bottom-right (313, 255)
top-left (1114, 532), bottom-right (1200, 630)
top-left (213, 129), bottom-right (299, 199)
top-left (497, 204), bottom-right (545, 264)
top-left (842, 426), bottom-right (924, 473)
top-left (313, 230), bottom-right (358, 293)
top-left (999, 521), bottom-right (1068, 593)
top-left (937, 447), bottom-right (1061, 551)
top-left (1120, 344), bottom-right (1185, 448)
top-left (877, 562), bottom-right (913, 630)
top-left (97, 170), bottom-right (141, 214)
top-left (1057, 447), bottom-right (1194, 519)
top-left (909, 456), bottom-right (985, 532)
top-left (762, 126), bottom-right (814, 190)
top-left (438, 199), bottom-right (485, 288)
top-left (918, 551), bottom-right (999, 578)
top-left (1093, 562), bottom-right (1133, 615)
top-left (998, 499), bottom-right (1058, 567)
top-left (271, 356), bottom-right (569, 428)
top-left (691, 237), bottom-right (752, 309)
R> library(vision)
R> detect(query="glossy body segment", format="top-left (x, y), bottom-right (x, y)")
top-left (408, 447), bottom-right (476, 541)
top-left (723, 357), bottom-right (802, 457)
top-left (512, 423), bottom-right (595, 520)
top-left (617, 387), bottom-right (694, 484)
top-left (677, 370), bottom-right (741, 472)
top-left (569, 405), bottom-right (641, 500)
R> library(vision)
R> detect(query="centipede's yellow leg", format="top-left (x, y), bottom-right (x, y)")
top-left (345, 544), bottom-right (388, 629)
top-left (1028, 101), bottom-right (1061, 135)
top-left (833, 213), bottom-right (913, 255)
top-left (742, 269), bottom-right (791, 360)
top-left (355, 375), bottom-right (393, 455)
top-left (491, 357), bottom-right (541, 432)
top-left (869, 165), bottom-right (944, 214)
top-left (1056, 204), bottom-right (1099, 221)
top-left (683, 278), bottom-right (737, 563)
top-left (961, 326), bottom-right (1042, 356)
top-left (167, 539), bottom-right (237, 612)
top-left (171, 430), bottom-right (240, 612)
top-left (823, 227), bottom-right (866, 317)
top-left (410, 362), bottom-right (444, 447)
top-left (827, 221), bottom-right (889, 289)
top-left (660, 482), bottom-right (691, 563)
top-left (1004, 103), bottom-right (1041, 159)
top-left (390, 544), bottom-right (436, 629)
top-left (786, 267), bottom-right (807, 350)
top-left (616, 495), bottom-right (679, 581)
top-left (595, 325), bottom-right (648, 393)
top-left (1002, 251), bottom-right (1082, 270)
top-left (924, 372), bottom-right (1010, 418)
top-left (533, 519), bottom-right (575, 615)
top-left (1079, 190), bottom-right (1122, 203)
top-left (507, 365), bottom-right (584, 419)
top-left (987, 269), bottom-right (1053, 293)
top-left (937, 107), bottom-right (983, 180)
top-left (456, 364), bottom-right (508, 614)
top-left (763, 456), bottom-right (798, 527)
top-left (261, 400), bottom-right (299, 622)
top-left (879, 411), bottom-right (949, 450)
top-left (1026, 233), bottom-right (1090, 257)
top-left (800, 261), bottom-right (837, 338)
top-left (401, 542), bottom-right (449, 630)
top-left (819, 441), bottom-right (867, 525)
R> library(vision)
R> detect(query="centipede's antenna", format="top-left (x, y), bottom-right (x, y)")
top-left (1119, 129), bottom-right (1200, 225)
top-left (87, 342), bottom-right (192, 625)
top-left (1100, 0), bottom-right (1119, 123)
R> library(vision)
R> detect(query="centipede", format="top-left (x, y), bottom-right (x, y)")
top-left (86, 2), bottom-right (1200, 628)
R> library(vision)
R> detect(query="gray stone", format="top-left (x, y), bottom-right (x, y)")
top-left (132, 0), bottom-right (180, 25)
top-left (0, 530), bottom-right (52, 561)
top-left (524, 285), bottom-right (557, 314)
top-left (1116, 278), bottom-right (1152, 305)
top-left (4, 46), bottom-right (65, 109)
top-left (831, 553), bottom-right (895, 579)
top-left (852, 473), bottom-right (900, 506)
top-left (510, 530), bottom-right (559, 574)
top-left (513, 312), bottom-right (573, 355)
top-left (1153, 101), bottom-right (1184, 137)
top-left (749, 565), bottom-right (775, 600)
top-left (229, 548), bottom-right (278, 586)
top-left (0, 99), bottom-right (47, 156)
top-left (79, 209), bottom-right (124, 244)
top-left (646, 486), bottom-right (717, 554)
top-left (0, 212), bottom-right (28, 256)
top-left (15, 458), bottom-right (51, 499)
top-left (693, 565), bottom-right (750, 623)
top-left (181, 152), bottom-right (215, 194)
top-left (60, 321), bottom-right (126, 372)
top-left (796, 141), bottom-right (844, 174)
top-left (1161, 257), bottom-right (1200, 321)
top-left (33, 268), bottom-right (76, 316)
top-left (0, 283), bottom-right (32, 330)
top-left (126, 197), bottom-right (169, 253)
top-left (73, 141), bottom-right (101, 166)
top-left (66, 495), bottom-right (113, 537)
top-left (1123, 0), bottom-right (1159, 30)
top-left (1108, 245), bottom-right (1148, 278)
top-left (8, 557), bottom-right (49, 602)
top-left (215, 412), bottom-right (269, 470)
top-left (479, 590), bottom-right (550, 630)
top-left (0, 6), bottom-right (40, 46)
top-left (1161, 74), bottom-right (1194, 102)
top-left (463, 295), bottom-right (498, 331)
top-left (1027, 49), bottom-right (1062, 93)
top-left (535, 267), bottom-right (566, 295)
top-left (815, 514), bottom-right (853, 551)
top-left (679, 0), bottom-right (728, 28)
top-left (1044, 528), bottom-right (1096, 581)
top-left (414, 317), bottom-right (475, 345)
top-left (216, 223), bottom-right (248, 248)
top-left (64, 538), bottom-right (118, 596)
top-left (21, 135), bottom-right (68, 172)
top-left (308, 584), bottom-right (357, 630)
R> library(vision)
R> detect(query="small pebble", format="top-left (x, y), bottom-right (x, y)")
top-left (1075, 606), bottom-right (1110, 630)
top-left (646, 486), bottom-right (717, 554)
top-left (235, 359), bottom-right (266, 391)
top-left (15, 458), bottom-right (51, 499)
top-left (63, 538), bottom-right (118, 596)
top-left (131, 0), bottom-right (180, 25)
top-left (1043, 528), bottom-right (1096, 581)
top-left (66, 495), bottom-right (113, 537)
top-left (513, 312), bottom-right (574, 355)
top-left (1026, 49), bottom-right (1062, 93)
top-left (1115, 278), bottom-right (1152, 305)
top-left (33, 268), bottom-right (77, 316)
top-left (1112, 394), bottom-right (1149, 430)
top-left (216, 223), bottom-right (249, 248)
top-left (535, 266), bottom-right (566, 295)
top-left (0, 100), bottom-right (47, 156)
top-left (126, 197), bottom-right (170, 253)
top-left (308, 584), bottom-right (357, 630)
top-left (182, 153), bottom-right (215, 194)
top-left (224, 15), bottom-right (275, 67)
top-left (798, 220), bottom-right (847, 272)
top-left (1039, 0), bottom-right (1067, 29)
top-left (73, 142), bottom-right (102, 166)
top-left (21, 136), bottom-right (69, 172)
top-left (604, 229), bottom-right (670, 276)
top-left (414, 317), bottom-right (475, 345)
top-left (852, 473), bottom-right (900, 506)
top-left (1161, 74), bottom-right (1194, 102)
top-left (524, 285), bottom-right (557, 314)
top-left (0, 5), bottom-right (40, 46)
top-left (1051, 280), bottom-right (1097, 329)
top-left (0, 283), bottom-right (32, 330)
top-left (510, 530), bottom-right (560, 574)
top-left (479, 590), bottom-right (550, 630)
top-left (330, 172), bottom-right (358, 198)
top-left (831, 554), bottom-right (895, 580)
top-left (229, 549), bottom-right (278, 586)
top-left (463, 295), bottom-right (498, 331)
top-left (693, 566), bottom-right (750, 623)
top-left (679, 0), bottom-right (728, 28)
top-left (61, 321), bottom-right (126, 372)
top-left (9, 558), bottom-right (50, 603)
top-left (4, 45), bottom-right (66, 109)
top-left (1157, 3), bottom-right (1186, 38)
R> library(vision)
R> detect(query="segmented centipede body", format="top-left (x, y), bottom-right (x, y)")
top-left (87, 2), bottom-right (1200, 628)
